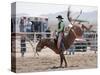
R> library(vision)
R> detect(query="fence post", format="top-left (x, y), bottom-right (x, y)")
top-left (34, 32), bottom-right (37, 43)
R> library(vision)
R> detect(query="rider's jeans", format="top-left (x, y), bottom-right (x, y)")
top-left (57, 32), bottom-right (65, 50)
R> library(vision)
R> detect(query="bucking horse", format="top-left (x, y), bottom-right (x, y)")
top-left (36, 6), bottom-right (93, 68)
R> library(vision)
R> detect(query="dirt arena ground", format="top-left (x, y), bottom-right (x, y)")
top-left (13, 48), bottom-right (97, 73)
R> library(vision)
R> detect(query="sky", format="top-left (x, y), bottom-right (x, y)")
top-left (16, 2), bottom-right (97, 17)
top-left (15, 2), bottom-right (97, 32)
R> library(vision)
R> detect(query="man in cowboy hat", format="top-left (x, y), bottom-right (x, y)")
top-left (56, 15), bottom-right (65, 50)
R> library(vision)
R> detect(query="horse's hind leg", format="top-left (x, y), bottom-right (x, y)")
top-left (62, 54), bottom-right (67, 67)
top-left (60, 49), bottom-right (67, 68)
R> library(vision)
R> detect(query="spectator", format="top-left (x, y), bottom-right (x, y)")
top-left (20, 36), bottom-right (26, 57)
top-left (68, 45), bottom-right (75, 55)
top-left (34, 17), bottom-right (39, 32)
top-left (19, 18), bottom-right (24, 32)
top-left (25, 18), bottom-right (32, 32)
top-left (19, 17), bottom-right (27, 57)
top-left (31, 21), bottom-right (35, 32)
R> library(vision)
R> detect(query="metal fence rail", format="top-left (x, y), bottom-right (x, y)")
top-left (11, 31), bottom-right (97, 53)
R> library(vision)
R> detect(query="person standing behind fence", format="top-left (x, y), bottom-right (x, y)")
top-left (19, 18), bottom-right (24, 32)
top-left (25, 18), bottom-right (33, 39)
top-left (34, 17), bottom-right (39, 32)
top-left (19, 17), bottom-right (27, 57)
top-left (25, 18), bottom-right (32, 32)
top-left (68, 44), bottom-right (75, 55)
top-left (31, 20), bottom-right (35, 32)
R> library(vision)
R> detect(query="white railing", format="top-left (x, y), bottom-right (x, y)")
top-left (12, 32), bottom-right (53, 42)
top-left (12, 31), bottom-right (97, 52)
top-left (11, 32), bottom-right (53, 53)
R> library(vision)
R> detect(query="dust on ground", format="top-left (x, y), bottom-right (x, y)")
top-left (13, 48), bottom-right (97, 73)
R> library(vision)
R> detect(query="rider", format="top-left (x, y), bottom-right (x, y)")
top-left (56, 15), bottom-right (65, 50)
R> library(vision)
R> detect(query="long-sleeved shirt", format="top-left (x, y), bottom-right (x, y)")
top-left (58, 21), bottom-right (65, 33)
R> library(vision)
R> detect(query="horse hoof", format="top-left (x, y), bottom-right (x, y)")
top-left (51, 66), bottom-right (59, 69)
top-left (65, 65), bottom-right (67, 68)
top-left (59, 66), bottom-right (63, 68)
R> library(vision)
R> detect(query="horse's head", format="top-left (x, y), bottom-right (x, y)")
top-left (36, 39), bottom-right (46, 52)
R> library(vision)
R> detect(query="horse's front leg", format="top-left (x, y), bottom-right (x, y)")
top-left (59, 52), bottom-right (63, 68)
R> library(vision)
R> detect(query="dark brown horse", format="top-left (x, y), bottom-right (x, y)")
top-left (36, 7), bottom-right (93, 68)
top-left (36, 25), bottom-right (92, 68)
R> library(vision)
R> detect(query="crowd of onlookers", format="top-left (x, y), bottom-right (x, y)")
top-left (11, 16), bottom-right (49, 33)
top-left (19, 17), bottom-right (48, 32)
top-left (11, 16), bottom-right (51, 57)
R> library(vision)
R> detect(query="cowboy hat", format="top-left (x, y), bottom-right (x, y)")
top-left (56, 15), bottom-right (63, 19)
